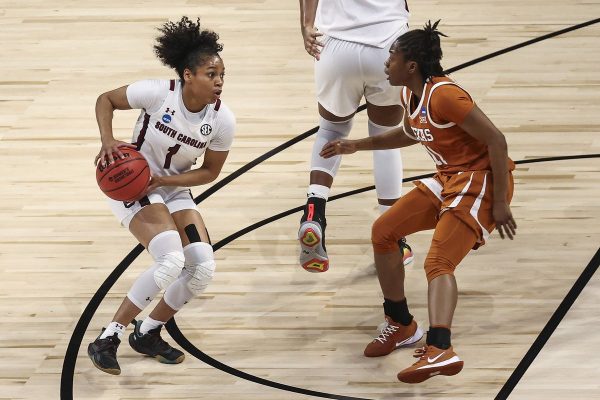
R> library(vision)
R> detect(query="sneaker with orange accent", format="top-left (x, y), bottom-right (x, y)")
top-left (399, 237), bottom-right (414, 266)
top-left (298, 202), bottom-right (329, 273)
top-left (397, 345), bottom-right (463, 383)
top-left (364, 317), bottom-right (424, 357)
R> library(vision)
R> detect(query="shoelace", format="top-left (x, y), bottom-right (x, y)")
top-left (411, 345), bottom-right (442, 365)
top-left (412, 345), bottom-right (430, 359)
top-left (375, 323), bottom-right (400, 344)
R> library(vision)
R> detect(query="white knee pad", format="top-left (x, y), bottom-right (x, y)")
top-left (184, 242), bottom-right (216, 295)
top-left (163, 242), bottom-right (215, 310)
top-left (310, 117), bottom-right (353, 177)
top-left (147, 230), bottom-right (185, 290)
top-left (153, 251), bottom-right (186, 290)
top-left (368, 120), bottom-right (403, 200)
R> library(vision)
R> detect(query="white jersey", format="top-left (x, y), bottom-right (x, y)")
top-left (126, 79), bottom-right (235, 191)
top-left (315, 0), bottom-right (410, 48)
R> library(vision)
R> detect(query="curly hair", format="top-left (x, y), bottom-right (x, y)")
top-left (393, 20), bottom-right (448, 80)
top-left (154, 16), bottom-right (223, 80)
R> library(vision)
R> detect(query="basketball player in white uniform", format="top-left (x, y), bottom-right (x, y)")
top-left (298, 0), bottom-right (420, 351)
top-left (88, 17), bottom-right (235, 375)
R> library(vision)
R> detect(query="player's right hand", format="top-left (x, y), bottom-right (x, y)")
top-left (95, 140), bottom-right (137, 167)
top-left (320, 139), bottom-right (357, 158)
top-left (301, 26), bottom-right (323, 60)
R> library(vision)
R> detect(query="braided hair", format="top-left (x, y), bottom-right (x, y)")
top-left (154, 16), bottom-right (223, 80)
top-left (393, 20), bottom-right (448, 81)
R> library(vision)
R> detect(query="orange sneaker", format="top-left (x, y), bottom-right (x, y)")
top-left (364, 318), bottom-right (423, 357)
top-left (397, 345), bottom-right (463, 383)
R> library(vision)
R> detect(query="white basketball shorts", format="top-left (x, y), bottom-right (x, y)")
top-left (314, 25), bottom-right (408, 117)
top-left (107, 187), bottom-right (197, 229)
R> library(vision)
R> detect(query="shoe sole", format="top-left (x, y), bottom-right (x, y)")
top-left (397, 326), bottom-right (424, 348)
top-left (156, 354), bottom-right (185, 364)
top-left (298, 221), bottom-right (329, 273)
top-left (87, 347), bottom-right (121, 375)
top-left (398, 360), bottom-right (464, 383)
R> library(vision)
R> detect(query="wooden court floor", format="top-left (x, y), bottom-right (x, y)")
top-left (1, 1), bottom-right (599, 399)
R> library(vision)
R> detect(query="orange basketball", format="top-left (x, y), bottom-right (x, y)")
top-left (96, 147), bottom-right (150, 202)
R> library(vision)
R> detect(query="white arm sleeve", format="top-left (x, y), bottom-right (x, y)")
top-left (126, 80), bottom-right (170, 114)
top-left (208, 102), bottom-right (236, 151)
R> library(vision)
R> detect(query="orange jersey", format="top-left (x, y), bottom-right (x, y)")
top-left (400, 76), bottom-right (514, 173)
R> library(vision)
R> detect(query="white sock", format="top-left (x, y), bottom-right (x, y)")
top-left (140, 316), bottom-right (165, 335)
top-left (378, 204), bottom-right (392, 214)
top-left (307, 184), bottom-right (330, 200)
top-left (100, 321), bottom-right (126, 339)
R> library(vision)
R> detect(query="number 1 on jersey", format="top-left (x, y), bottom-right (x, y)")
top-left (164, 144), bottom-right (181, 169)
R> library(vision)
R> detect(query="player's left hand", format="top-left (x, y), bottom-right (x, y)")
top-left (320, 139), bottom-right (357, 158)
top-left (493, 201), bottom-right (517, 240)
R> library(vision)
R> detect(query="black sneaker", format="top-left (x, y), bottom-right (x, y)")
top-left (399, 237), bottom-right (414, 266)
top-left (88, 332), bottom-right (121, 375)
top-left (128, 319), bottom-right (185, 364)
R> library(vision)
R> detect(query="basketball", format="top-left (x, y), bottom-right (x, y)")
top-left (96, 147), bottom-right (150, 202)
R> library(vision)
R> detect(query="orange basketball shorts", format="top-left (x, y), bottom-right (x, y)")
top-left (371, 170), bottom-right (514, 281)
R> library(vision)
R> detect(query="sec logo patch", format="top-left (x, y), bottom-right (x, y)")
top-left (200, 124), bottom-right (212, 136)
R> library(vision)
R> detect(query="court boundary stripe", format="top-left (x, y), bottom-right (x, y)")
top-left (60, 16), bottom-right (600, 400)
top-left (495, 247), bottom-right (600, 399)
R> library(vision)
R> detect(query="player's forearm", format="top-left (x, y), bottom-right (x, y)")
top-left (355, 127), bottom-right (418, 151)
top-left (95, 94), bottom-right (117, 143)
top-left (487, 136), bottom-right (510, 203)
top-left (157, 167), bottom-right (220, 188)
top-left (300, 0), bottom-right (318, 28)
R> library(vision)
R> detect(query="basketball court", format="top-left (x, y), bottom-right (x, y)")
top-left (1, 1), bottom-right (599, 399)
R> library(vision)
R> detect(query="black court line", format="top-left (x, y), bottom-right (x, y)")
top-left (165, 318), bottom-right (374, 400)
top-left (60, 17), bottom-right (600, 400)
top-left (495, 247), bottom-right (600, 400)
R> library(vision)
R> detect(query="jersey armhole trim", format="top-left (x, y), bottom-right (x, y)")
top-left (426, 81), bottom-right (471, 129)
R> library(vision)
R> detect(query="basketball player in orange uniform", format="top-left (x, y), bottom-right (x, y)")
top-left (320, 20), bottom-right (516, 383)
top-left (88, 17), bottom-right (235, 375)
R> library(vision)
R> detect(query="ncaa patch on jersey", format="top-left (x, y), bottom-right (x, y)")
top-left (200, 124), bottom-right (212, 136)
top-left (162, 114), bottom-right (172, 123)
top-left (419, 106), bottom-right (427, 124)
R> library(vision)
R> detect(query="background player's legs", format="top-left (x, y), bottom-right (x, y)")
top-left (308, 104), bottom-right (355, 191)
top-left (365, 102), bottom-right (403, 210)
top-left (365, 188), bottom-right (438, 357)
top-left (366, 102), bottom-right (413, 265)
top-left (298, 104), bottom-right (355, 272)
top-left (300, 36), bottom-right (364, 272)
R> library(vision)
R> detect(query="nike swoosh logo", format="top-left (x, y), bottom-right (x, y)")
top-left (427, 352), bottom-right (445, 363)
